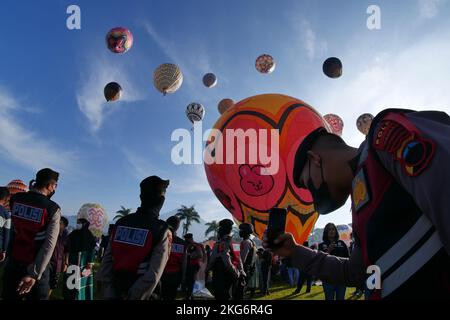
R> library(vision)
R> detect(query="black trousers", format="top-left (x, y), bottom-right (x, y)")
top-left (185, 265), bottom-right (200, 299)
top-left (261, 267), bottom-right (271, 293)
top-left (160, 272), bottom-right (182, 300)
top-left (212, 273), bottom-right (236, 300)
top-left (2, 259), bottom-right (50, 300)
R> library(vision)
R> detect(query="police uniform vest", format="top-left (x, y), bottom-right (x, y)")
top-left (351, 110), bottom-right (450, 299)
top-left (9, 191), bottom-right (60, 264)
top-left (164, 235), bottom-right (185, 274)
top-left (110, 209), bottom-right (168, 291)
top-left (187, 243), bottom-right (202, 267)
top-left (213, 237), bottom-right (239, 275)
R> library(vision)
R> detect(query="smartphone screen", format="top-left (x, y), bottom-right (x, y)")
top-left (267, 207), bottom-right (287, 249)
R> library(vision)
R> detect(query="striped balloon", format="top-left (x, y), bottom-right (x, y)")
top-left (255, 54), bottom-right (276, 74)
top-left (153, 63), bottom-right (183, 95)
top-left (186, 103), bottom-right (205, 124)
top-left (7, 179), bottom-right (28, 195)
top-left (203, 73), bottom-right (217, 88)
top-left (5, 180), bottom-right (28, 211)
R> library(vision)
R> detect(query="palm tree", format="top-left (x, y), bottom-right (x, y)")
top-left (176, 205), bottom-right (200, 236)
top-left (114, 206), bottom-right (132, 222)
top-left (205, 220), bottom-right (220, 240)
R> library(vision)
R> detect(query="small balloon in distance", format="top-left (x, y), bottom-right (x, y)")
top-left (218, 98), bottom-right (234, 114)
top-left (203, 73), bottom-right (217, 88)
top-left (186, 102), bottom-right (205, 124)
top-left (323, 113), bottom-right (344, 136)
top-left (323, 57), bottom-right (342, 78)
top-left (356, 113), bottom-right (374, 135)
top-left (153, 63), bottom-right (183, 95)
top-left (255, 54), bottom-right (276, 74)
top-left (104, 82), bottom-right (122, 102)
top-left (106, 27), bottom-right (133, 54)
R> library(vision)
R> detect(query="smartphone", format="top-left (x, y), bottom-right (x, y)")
top-left (266, 207), bottom-right (287, 249)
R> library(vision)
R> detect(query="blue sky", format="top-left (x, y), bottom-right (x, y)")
top-left (0, 0), bottom-right (449, 228)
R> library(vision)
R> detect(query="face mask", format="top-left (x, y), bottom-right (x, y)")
top-left (47, 190), bottom-right (55, 199)
top-left (307, 159), bottom-right (345, 215)
top-left (76, 223), bottom-right (83, 230)
top-left (148, 195), bottom-right (165, 210)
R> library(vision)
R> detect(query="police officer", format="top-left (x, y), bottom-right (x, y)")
top-left (264, 108), bottom-right (450, 299)
top-left (99, 176), bottom-right (172, 300)
top-left (183, 233), bottom-right (203, 300)
top-left (234, 223), bottom-right (257, 300)
top-left (2, 168), bottom-right (61, 300)
top-left (160, 215), bottom-right (187, 300)
top-left (208, 219), bottom-right (245, 300)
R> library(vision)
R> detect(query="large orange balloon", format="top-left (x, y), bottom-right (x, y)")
top-left (204, 94), bottom-right (330, 244)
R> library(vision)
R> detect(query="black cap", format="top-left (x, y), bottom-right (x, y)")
top-left (140, 176), bottom-right (169, 195)
top-left (184, 233), bottom-right (193, 239)
top-left (36, 168), bottom-right (59, 184)
top-left (239, 223), bottom-right (254, 234)
top-left (292, 127), bottom-right (328, 188)
top-left (219, 219), bottom-right (234, 228)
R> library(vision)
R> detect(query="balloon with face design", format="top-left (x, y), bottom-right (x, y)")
top-left (106, 27), bottom-right (133, 54)
top-left (204, 94), bottom-right (331, 244)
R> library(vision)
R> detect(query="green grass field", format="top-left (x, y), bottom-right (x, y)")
top-left (0, 266), bottom-right (363, 300)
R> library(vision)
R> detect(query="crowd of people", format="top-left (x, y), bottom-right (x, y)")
top-left (0, 168), bottom-right (359, 301)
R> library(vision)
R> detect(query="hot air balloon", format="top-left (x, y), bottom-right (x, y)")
top-left (186, 103), bottom-right (205, 124)
top-left (218, 98), bottom-right (234, 115)
top-left (77, 203), bottom-right (109, 238)
top-left (6, 179), bottom-right (28, 195)
top-left (323, 57), bottom-right (342, 78)
top-left (356, 113), bottom-right (374, 135)
top-left (203, 73), bottom-right (217, 88)
top-left (323, 113), bottom-right (344, 136)
top-left (106, 27), bottom-right (133, 54)
top-left (204, 94), bottom-right (329, 244)
top-left (104, 82), bottom-right (122, 102)
top-left (153, 63), bottom-right (183, 95)
top-left (5, 180), bottom-right (28, 211)
top-left (255, 54), bottom-right (276, 74)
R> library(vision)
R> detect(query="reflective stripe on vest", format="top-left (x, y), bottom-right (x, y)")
top-left (375, 214), bottom-right (443, 298)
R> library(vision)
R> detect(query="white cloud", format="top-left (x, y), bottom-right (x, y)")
top-left (76, 59), bottom-right (142, 131)
top-left (123, 148), bottom-right (167, 181)
top-left (418, 0), bottom-right (446, 19)
top-left (290, 18), bottom-right (327, 60)
top-left (142, 21), bottom-right (213, 89)
top-left (170, 164), bottom-right (212, 194)
top-left (0, 88), bottom-right (76, 173)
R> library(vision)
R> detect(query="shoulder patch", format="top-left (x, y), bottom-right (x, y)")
top-left (352, 169), bottom-right (370, 212)
top-left (373, 120), bottom-right (435, 176)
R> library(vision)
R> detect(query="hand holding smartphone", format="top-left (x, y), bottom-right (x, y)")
top-left (266, 207), bottom-right (287, 249)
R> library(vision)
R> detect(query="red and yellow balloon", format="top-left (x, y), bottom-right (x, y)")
top-left (204, 94), bottom-right (329, 244)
